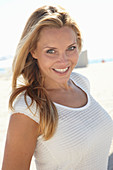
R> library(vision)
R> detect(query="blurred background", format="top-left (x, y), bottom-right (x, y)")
top-left (0, 0), bottom-right (113, 72)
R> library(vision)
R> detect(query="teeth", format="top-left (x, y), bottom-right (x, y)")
top-left (54, 67), bottom-right (68, 73)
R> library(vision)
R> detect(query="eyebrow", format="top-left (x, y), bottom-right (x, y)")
top-left (43, 46), bottom-right (57, 49)
top-left (68, 42), bottom-right (77, 47)
top-left (43, 42), bottom-right (77, 49)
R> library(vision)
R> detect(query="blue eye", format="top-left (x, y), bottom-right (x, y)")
top-left (46, 49), bottom-right (55, 54)
top-left (68, 46), bottom-right (76, 51)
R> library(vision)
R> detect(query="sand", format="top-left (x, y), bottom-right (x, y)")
top-left (0, 61), bottom-right (113, 169)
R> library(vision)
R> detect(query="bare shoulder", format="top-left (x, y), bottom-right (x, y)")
top-left (2, 113), bottom-right (40, 170)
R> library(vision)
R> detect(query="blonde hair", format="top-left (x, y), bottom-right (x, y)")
top-left (9, 5), bottom-right (82, 140)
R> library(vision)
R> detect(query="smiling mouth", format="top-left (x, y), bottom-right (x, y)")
top-left (52, 67), bottom-right (69, 73)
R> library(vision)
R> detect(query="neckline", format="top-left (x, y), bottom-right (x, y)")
top-left (54, 93), bottom-right (90, 111)
top-left (53, 74), bottom-right (90, 111)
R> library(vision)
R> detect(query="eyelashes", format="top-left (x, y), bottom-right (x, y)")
top-left (46, 49), bottom-right (56, 54)
top-left (67, 46), bottom-right (76, 51)
top-left (46, 46), bottom-right (77, 55)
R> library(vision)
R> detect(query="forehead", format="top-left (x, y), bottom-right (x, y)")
top-left (38, 26), bottom-right (77, 46)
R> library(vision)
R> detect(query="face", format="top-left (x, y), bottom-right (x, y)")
top-left (31, 26), bottom-right (79, 89)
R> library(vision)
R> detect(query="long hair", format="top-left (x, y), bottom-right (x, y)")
top-left (9, 5), bottom-right (82, 140)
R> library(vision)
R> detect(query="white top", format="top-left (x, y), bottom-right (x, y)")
top-left (11, 72), bottom-right (113, 170)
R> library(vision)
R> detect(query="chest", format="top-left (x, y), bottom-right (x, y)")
top-left (36, 97), bottom-right (113, 164)
top-left (48, 86), bottom-right (88, 108)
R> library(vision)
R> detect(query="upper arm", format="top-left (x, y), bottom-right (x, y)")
top-left (2, 113), bottom-right (40, 170)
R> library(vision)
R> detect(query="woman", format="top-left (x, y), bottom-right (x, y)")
top-left (2, 5), bottom-right (113, 170)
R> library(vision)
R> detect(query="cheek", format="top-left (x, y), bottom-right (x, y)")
top-left (75, 54), bottom-right (79, 61)
top-left (70, 52), bottom-right (79, 62)
top-left (37, 55), bottom-right (51, 71)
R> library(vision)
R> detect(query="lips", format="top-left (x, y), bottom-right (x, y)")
top-left (53, 67), bottom-right (69, 73)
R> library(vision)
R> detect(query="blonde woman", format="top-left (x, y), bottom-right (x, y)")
top-left (2, 5), bottom-right (113, 170)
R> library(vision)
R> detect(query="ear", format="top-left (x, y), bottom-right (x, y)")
top-left (31, 49), bottom-right (38, 59)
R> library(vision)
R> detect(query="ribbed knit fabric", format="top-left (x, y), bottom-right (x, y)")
top-left (11, 72), bottom-right (113, 170)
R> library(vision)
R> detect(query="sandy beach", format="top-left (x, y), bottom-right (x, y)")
top-left (0, 61), bottom-right (113, 170)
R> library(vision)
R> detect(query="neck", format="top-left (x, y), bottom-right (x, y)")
top-left (44, 79), bottom-right (73, 91)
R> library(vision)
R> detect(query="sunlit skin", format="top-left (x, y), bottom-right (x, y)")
top-left (31, 26), bottom-right (87, 107)
top-left (32, 26), bottom-right (79, 90)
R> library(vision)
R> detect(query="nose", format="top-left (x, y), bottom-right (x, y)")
top-left (59, 52), bottom-right (68, 63)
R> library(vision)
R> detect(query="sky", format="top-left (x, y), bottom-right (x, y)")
top-left (0, 0), bottom-right (113, 60)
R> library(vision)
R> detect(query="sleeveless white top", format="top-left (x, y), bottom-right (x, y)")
top-left (11, 72), bottom-right (113, 170)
